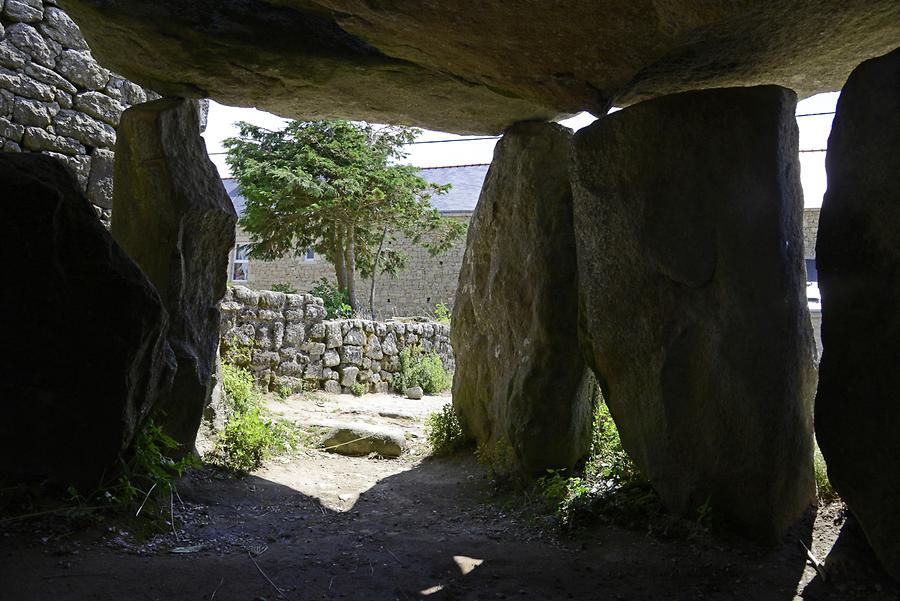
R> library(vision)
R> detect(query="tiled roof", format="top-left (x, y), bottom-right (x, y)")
top-left (223, 163), bottom-right (488, 217)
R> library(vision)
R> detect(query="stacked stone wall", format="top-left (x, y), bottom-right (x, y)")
top-left (220, 285), bottom-right (453, 394)
top-left (0, 0), bottom-right (154, 219)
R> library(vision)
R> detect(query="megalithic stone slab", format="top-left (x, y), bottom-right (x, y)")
top-left (572, 86), bottom-right (817, 541)
top-left (452, 121), bottom-right (594, 475)
top-left (112, 97), bottom-right (236, 455)
top-left (815, 47), bottom-right (900, 580)
top-left (0, 153), bottom-right (172, 491)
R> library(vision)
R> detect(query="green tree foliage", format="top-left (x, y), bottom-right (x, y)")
top-left (225, 120), bottom-right (467, 310)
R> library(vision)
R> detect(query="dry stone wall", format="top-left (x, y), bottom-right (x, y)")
top-left (220, 286), bottom-right (453, 394)
top-left (0, 0), bottom-right (155, 220)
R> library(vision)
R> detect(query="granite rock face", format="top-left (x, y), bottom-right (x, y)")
top-left (452, 121), bottom-right (593, 475)
top-left (815, 47), bottom-right (900, 580)
top-left (112, 97), bottom-right (236, 455)
top-left (0, 153), bottom-right (172, 490)
top-left (62, 0), bottom-right (900, 133)
top-left (572, 86), bottom-right (817, 541)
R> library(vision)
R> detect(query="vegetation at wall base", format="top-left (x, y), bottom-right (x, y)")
top-left (350, 382), bottom-right (366, 396)
top-left (393, 346), bottom-right (451, 394)
top-left (425, 403), bottom-right (466, 455)
top-left (814, 440), bottom-right (839, 503)
top-left (213, 360), bottom-right (305, 472)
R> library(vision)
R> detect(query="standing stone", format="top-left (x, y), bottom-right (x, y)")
top-left (0, 154), bottom-right (172, 491)
top-left (815, 47), bottom-right (900, 580)
top-left (112, 97), bottom-right (236, 454)
top-left (572, 86), bottom-right (817, 542)
top-left (452, 121), bottom-right (594, 475)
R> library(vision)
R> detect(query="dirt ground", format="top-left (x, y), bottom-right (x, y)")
top-left (1, 392), bottom-right (897, 601)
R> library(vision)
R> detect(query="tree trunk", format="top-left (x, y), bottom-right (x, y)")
top-left (345, 225), bottom-right (358, 310)
top-left (332, 229), bottom-right (347, 293)
top-left (369, 226), bottom-right (388, 320)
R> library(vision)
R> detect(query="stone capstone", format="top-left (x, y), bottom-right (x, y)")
top-left (112, 97), bottom-right (236, 454)
top-left (0, 153), bottom-right (172, 490)
top-left (572, 85), bottom-right (817, 542)
top-left (452, 121), bottom-right (594, 474)
top-left (61, 0), bottom-right (900, 134)
top-left (814, 47), bottom-right (900, 580)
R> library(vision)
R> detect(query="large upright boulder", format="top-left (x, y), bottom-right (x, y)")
top-left (112, 97), bottom-right (236, 454)
top-left (452, 121), bottom-right (594, 475)
top-left (815, 47), bottom-right (900, 579)
top-left (572, 86), bottom-right (817, 541)
top-left (0, 153), bottom-right (172, 491)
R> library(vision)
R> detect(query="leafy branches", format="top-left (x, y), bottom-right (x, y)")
top-left (224, 120), bottom-right (467, 311)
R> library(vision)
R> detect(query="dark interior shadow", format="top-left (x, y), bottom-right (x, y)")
top-left (1, 455), bottom-right (894, 601)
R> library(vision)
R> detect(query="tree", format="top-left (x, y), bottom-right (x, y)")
top-left (224, 120), bottom-right (467, 313)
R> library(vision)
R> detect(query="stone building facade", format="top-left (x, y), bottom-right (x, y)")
top-left (225, 165), bottom-right (488, 318)
top-left (0, 0), bottom-right (155, 220)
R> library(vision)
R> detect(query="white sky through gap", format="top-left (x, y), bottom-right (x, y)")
top-left (202, 92), bottom-right (838, 208)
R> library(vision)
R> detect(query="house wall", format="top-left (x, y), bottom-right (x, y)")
top-left (0, 0), bottom-right (156, 222)
top-left (803, 207), bottom-right (820, 260)
top-left (231, 214), bottom-right (469, 318)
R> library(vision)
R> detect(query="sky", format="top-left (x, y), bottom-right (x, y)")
top-left (202, 92), bottom-right (839, 208)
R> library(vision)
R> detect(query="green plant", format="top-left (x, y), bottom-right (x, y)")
top-left (270, 282), bottom-right (298, 294)
top-left (221, 335), bottom-right (254, 367)
top-left (585, 400), bottom-right (639, 484)
top-left (814, 441), bottom-right (839, 503)
top-left (221, 362), bottom-right (258, 411)
top-left (433, 302), bottom-right (451, 324)
top-left (425, 403), bottom-right (465, 455)
top-left (474, 435), bottom-right (517, 481)
top-left (310, 279), bottom-right (354, 319)
top-left (393, 346), bottom-right (451, 394)
top-left (108, 420), bottom-right (198, 507)
top-left (350, 382), bottom-right (366, 396)
top-left (217, 407), bottom-right (272, 472)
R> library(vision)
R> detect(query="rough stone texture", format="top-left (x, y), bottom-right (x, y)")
top-left (452, 122), bottom-right (593, 474)
top-left (815, 47), bottom-right (900, 580)
top-left (112, 98), bottom-right (236, 454)
top-left (62, 1), bottom-right (900, 134)
top-left (0, 153), bottom-right (172, 490)
top-left (0, 1), bottom-right (156, 211)
top-left (404, 386), bottom-right (423, 400)
top-left (321, 423), bottom-right (406, 458)
top-left (572, 86), bottom-right (817, 542)
top-left (221, 286), bottom-right (453, 393)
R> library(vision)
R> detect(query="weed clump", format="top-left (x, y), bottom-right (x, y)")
top-left (310, 278), bottom-right (354, 319)
top-left (213, 361), bottom-right (302, 472)
top-left (814, 441), bottom-right (839, 503)
top-left (426, 403), bottom-right (465, 455)
top-left (350, 382), bottom-right (366, 397)
top-left (394, 346), bottom-right (451, 394)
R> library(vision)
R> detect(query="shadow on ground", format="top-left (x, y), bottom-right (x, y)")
top-left (0, 453), bottom-right (895, 601)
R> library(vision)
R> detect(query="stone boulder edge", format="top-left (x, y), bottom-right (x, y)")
top-left (452, 121), bottom-right (594, 475)
top-left (572, 85), bottom-right (817, 542)
top-left (112, 97), bottom-right (236, 455)
top-left (815, 47), bottom-right (900, 580)
top-left (0, 153), bottom-right (173, 491)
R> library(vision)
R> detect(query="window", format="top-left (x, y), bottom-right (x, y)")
top-left (232, 244), bottom-right (250, 282)
top-left (805, 259), bottom-right (818, 283)
top-left (304, 248), bottom-right (315, 262)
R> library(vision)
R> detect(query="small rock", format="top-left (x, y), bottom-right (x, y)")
top-left (405, 386), bottom-right (423, 400)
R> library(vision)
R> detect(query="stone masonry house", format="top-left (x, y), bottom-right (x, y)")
top-left (225, 163), bottom-right (488, 318)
